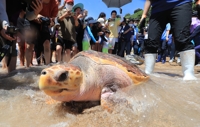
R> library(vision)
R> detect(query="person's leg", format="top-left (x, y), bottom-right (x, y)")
top-left (170, 2), bottom-right (196, 80)
top-left (118, 39), bottom-right (126, 57)
top-left (25, 43), bottom-right (34, 67)
top-left (109, 38), bottom-right (116, 54)
top-left (169, 41), bottom-right (176, 60)
top-left (72, 43), bottom-right (78, 57)
top-left (56, 45), bottom-right (63, 62)
top-left (91, 43), bottom-right (96, 51)
top-left (4, 41), bottom-right (17, 73)
top-left (4, 56), bottom-right (17, 73)
top-left (63, 40), bottom-right (73, 63)
top-left (195, 45), bottom-right (200, 64)
top-left (134, 44), bottom-right (139, 55)
top-left (112, 42), bottom-right (118, 54)
top-left (125, 41), bottom-right (131, 55)
top-left (144, 11), bottom-right (168, 74)
top-left (17, 33), bottom-right (25, 66)
top-left (63, 49), bottom-right (71, 63)
top-left (43, 39), bottom-right (51, 65)
top-left (161, 40), bottom-right (167, 63)
top-left (97, 43), bottom-right (102, 52)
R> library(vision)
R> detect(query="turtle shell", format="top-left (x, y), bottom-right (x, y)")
top-left (70, 50), bottom-right (149, 85)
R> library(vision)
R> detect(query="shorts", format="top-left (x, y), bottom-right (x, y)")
top-left (50, 39), bottom-right (56, 51)
top-left (56, 38), bottom-right (74, 50)
top-left (24, 21), bottom-right (50, 45)
top-left (109, 37), bottom-right (117, 49)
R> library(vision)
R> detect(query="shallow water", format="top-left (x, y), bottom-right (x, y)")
top-left (0, 64), bottom-right (200, 127)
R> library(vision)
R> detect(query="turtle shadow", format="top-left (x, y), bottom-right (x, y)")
top-left (156, 72), bottom-right (182, 77)
top-left (56, 101), bottom-right (101, 114)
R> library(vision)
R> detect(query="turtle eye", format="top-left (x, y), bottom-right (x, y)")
top-left (57, 71), bottom-right (68, 81)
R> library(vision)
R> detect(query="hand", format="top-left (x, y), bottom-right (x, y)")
top-left (63, 1), bottom-right (67, 6)
top-left (166, 37), bottom-right (169, 42)
top-left (34, 18), bottom-right (42, 24)
top-left (83, 10), bottom-right (88, 17)
top-left (77, 14), bottom-right (83, 19)
top-left (98, 32), bottom-right (104, 36)
top-left (63, 10), bottom-right (72, 17)
top-left (31, 0), bottom-right (43, 15)
top-left (131, 41), bottom-right (133, 46)
top-left (50, 18), bottom-right (55, 27)
top-left (96, 41), bottom-right (100, 43)
top-left (139, 14), bottom-right (147, 25)
top-left (0, 28), bottom-right (16, 42)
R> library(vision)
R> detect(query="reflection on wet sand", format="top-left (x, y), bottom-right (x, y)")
top-left (0, 63), bottom-right (199, 127)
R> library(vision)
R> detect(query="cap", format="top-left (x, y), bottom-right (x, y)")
top-left (97, 18), bottom-right (105, 26)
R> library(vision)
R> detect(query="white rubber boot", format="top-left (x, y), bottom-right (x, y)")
top-left (180, 49), bottom-right (197, 80)
top-left (145, 54), bottom-right (156, 74)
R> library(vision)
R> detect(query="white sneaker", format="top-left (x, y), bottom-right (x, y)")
top-left (169, 58), bottom-right (174, 63)
top-left (177, 57), bottom-right (181, 66)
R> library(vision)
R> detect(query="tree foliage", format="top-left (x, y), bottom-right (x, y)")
top-left (134, 8), bottom-right (143, 14)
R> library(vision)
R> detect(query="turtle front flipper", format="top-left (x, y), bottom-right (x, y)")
top-left (100, 83), bottom-right (128, 112)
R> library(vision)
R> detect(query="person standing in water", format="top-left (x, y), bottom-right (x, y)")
top-left (141, 0), bottom-right (197, 80)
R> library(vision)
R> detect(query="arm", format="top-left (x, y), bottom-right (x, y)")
top-left (86, 26), bottom-right (97, 43)
top-left (166, 30), bottom-right (170, 42)
top-left (123, 25), bottom-right (131, 34)
top-left (0, 0), bottom-right (15, 41)
top-left (140, 0), bottom-right (151, 23)
top-left (0, 0), bottom-right (9, 29)
top-left (58, 1), bottom-right (66, 11)
top-left (58, 10), bottom-right (71, 21)
top-left (165, 24), bottom-right (171, 41)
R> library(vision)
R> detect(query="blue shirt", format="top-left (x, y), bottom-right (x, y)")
top-left (133, 26), bottom-right (138, 41)
top-left (151, 0), bottom-right (192, 14)
top-left (161, 23), bottom-right (171, 40)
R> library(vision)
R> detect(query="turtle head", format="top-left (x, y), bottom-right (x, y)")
top-left (39, 64), bottom-right (83, 101)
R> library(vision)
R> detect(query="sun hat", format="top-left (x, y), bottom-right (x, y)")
top-left (97, 18), bottom-right (105, 26)
top-left (86, 17), bottom-right (97, 24)
top-left (72, 3), bottom-right (84, 12)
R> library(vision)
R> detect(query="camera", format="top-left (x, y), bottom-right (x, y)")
top-left (108, 18), bottom-right (115, 22)
top-left (40, 17), bottom-right (51, 25)
top-left (0, 26), bottom-right (19, 62)
top-left (40, 17), bottom-right (51, 33)
top-left (6, 26), bottom-right (19, 36)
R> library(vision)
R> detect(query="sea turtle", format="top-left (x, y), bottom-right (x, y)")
top-left (39, 50), bottom-right (149, 110)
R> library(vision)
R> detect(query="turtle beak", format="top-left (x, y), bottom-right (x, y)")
top-left (39, 70), bottom-right (56, 90)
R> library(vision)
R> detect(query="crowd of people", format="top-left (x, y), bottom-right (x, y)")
top-left (0, 0), bottom-right (200, 80)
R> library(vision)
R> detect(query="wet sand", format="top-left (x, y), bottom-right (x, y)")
top-left (0, 58), bottom-right (200, 127)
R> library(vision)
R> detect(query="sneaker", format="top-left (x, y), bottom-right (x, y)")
top-left (177, 57), bottom-right (181, 66)
top-left (162, 59), bottom-right (165, 64)
top-left (169, 58), bottom-right (174, 63)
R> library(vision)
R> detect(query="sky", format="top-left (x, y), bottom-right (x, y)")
top-left (61, 0), bottom-right (145, 19)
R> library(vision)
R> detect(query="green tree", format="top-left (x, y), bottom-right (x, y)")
top-left (134, 8), bottom-right (143, 14)
top-left (125, 13), bottom-right (131, 19)
top-left (131, 10), bottom-right (143, 20)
